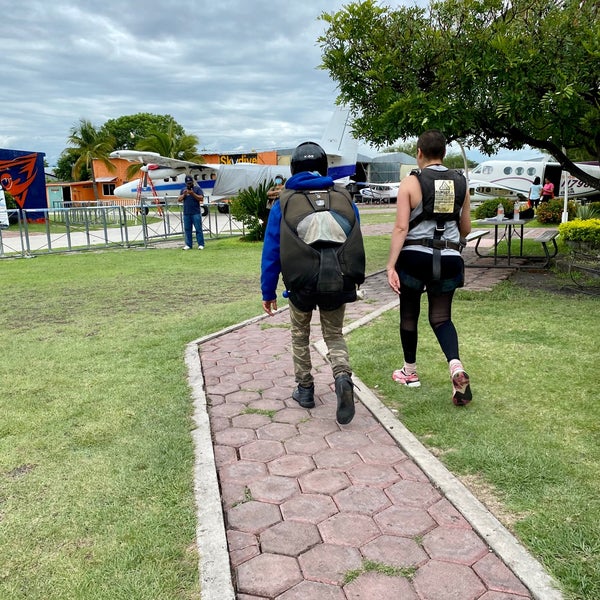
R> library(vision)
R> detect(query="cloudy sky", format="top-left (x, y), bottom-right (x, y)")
top-left (1, 0), bottom-right (376, 166)
top-left (3, 0), bottom-right (535, 167)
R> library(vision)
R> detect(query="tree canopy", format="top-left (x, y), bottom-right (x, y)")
top-left (100, 113), bottom-right (185, 151)
top-left (319, 0), bottom-right (600, 190)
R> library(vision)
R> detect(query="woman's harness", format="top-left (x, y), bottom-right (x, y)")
top-left (404, 168), bottom-right (467, 280)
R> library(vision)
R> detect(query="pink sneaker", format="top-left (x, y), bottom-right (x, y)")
top-left (452, 370), bottom-right (472, 406)
top-left (392, 369), bottom-right (421, 387)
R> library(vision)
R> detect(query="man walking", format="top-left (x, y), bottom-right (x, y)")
top-left (261, 142), bottom-right (365, 424)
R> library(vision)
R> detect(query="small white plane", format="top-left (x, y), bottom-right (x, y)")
top-left (467, 159), bottom-right (600, 203)
top-left (111, 107), bottom-right (358, 211)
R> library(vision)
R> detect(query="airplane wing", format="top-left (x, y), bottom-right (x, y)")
top-left (109, 150), bottom-right (218, 171)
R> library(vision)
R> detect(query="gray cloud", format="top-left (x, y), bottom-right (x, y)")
top-left (4, 0), bottom-right (387, 165)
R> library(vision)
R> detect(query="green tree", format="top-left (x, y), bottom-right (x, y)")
top-left (319, 0), bottom-right (600, 191)
top-left (121, 124), bottom-right (204, 180)
top-left (100, 113), bottom-right (185, 151)
top-left (53, 150), bottom-right (83, 182)
top-left (67, 119), bottom-right (116, 202)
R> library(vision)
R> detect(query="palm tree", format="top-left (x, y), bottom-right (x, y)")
top-left (125, 124), bottom-right (204, 180)
top-left (67, 119), bottom-right (116, 202)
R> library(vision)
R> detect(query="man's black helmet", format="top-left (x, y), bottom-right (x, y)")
top-left (290, 142), bottom-right (328, 176)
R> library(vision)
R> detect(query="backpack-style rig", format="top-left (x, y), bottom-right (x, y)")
top-left (279, 185), bottom-right (365, 310)
top-left (403, 168), bottom-right (468, 280)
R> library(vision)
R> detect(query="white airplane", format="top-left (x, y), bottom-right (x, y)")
top-left (111, 107), bottom-right (358, 212)
top-left (467, 159), bottom-right (600, 203)
top-left (359, 182), bottom-right (399, 203)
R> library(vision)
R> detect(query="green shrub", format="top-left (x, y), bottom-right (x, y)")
top-left (473, 198), bottom-right (518, 219)
top-left (558, 218), bottom-right (600, 247)
top-left (4, 191), bottom-right (17, 210)
top-left (536, 199), bottom-right (577, 224)
top-left (576, 204), bottom-right (599, 220)
top-left (229, 180), bottom-right (272, 241)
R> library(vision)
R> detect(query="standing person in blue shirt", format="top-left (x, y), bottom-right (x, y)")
top-left (528, 176), bottom-right (543, 209)
top-left (261, 142), bottom-right (365, 425)
top-left (178, 175), bottom-right (205, 250)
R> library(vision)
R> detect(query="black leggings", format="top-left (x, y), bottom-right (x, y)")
top-left (399, 286), bottom-right (459, 364)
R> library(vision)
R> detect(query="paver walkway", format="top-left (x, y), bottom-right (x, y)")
top-left (189, 236), bottom-right (562, 600)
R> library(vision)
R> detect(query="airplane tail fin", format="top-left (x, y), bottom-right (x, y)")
top-left (320, 106), bottom-right (358, 182)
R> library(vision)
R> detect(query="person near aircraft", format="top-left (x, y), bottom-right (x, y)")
top-left (541, 177), bottom-right (554, 203)
top-left (178, 175), bottom-right (205, 250)
top-left (527, 176), bottom-right (543, 209)
top-left (386, 129), bottom-right (472, 406)
top-left (260, 142), bottom-right (365, 425)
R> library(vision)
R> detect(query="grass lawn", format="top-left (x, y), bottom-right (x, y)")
top-left (1, 219), bottom-right (598, 599)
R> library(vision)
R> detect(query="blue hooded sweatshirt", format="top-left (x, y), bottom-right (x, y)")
top-left (260, 172), bottom-right (360, 301)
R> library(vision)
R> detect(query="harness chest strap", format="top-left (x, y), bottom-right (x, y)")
top-left (403, 237), bottom-right (464, 252)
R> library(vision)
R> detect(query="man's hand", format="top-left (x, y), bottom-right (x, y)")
top-left (262, 299), bottom-right (278, 316)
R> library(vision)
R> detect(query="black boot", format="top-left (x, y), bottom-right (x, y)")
top-left (335, 374), bottom-right (355, 425)
top-left (292, 383), bottom-right (315, 408)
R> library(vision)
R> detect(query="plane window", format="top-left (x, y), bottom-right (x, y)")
top-left (515, 167), bottom-right (524, 175)
top-left (482, 166), bottom-right (493, 174)
top-left (527, 168), bottom-right (537, 176)
top-left (504, 167), bottom-right (512, 175)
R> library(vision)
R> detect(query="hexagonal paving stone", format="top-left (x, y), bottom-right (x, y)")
top-left (297, 418), bottom-right (340, 437)
top-left (412, 559), bottom-right (487, 600)
top-left (346, 463), bottom-right (399, 488)
top-left (281, 493), bottom-right (338, 524)
top-left (318, 513), bottom-right (380, 547)
top-left (298, 542), bottom-right (362, 585)
top-left (344, 571), bottom-right (419, 599)
top-left (225, 389), bottom-right (262, 404)
top-left (472, 552), bottom-right (531, 597)
top-left (325, 430), bottom-right (373, 450)
top-left (374, 505), bottom-right (437, 537)
top-left (219, 460), bottom-right (268, 484)
top-left (357, 444), bottom-right (407, 466)
top-left (299, 469), bottom-right (351, 495)
top-left (210, 402), bottom-right (248, 419)
top-left (239, 439), bottom-right (285, 462)
top-left (361, 534), bottom-right (428, 568)
top-left (247, 398), bottom-right (287, 412)
top-left (213, 427), bottom-right (256, 448)
top-left (313, 448), bottom-right (363, 471)
top-left (333, 485), bottom-right (391, 515)
top-left (236, 553), bottom-right (302, 598)
top-left (256, 422), bottom-right (299, 441)
top-left (394, 460), bottom-right (429, 482)
top-left (232, 413), bottom-right (272, 430)
top-left (248, 475), bottom-right (299, 504)
top-left (422, 526), bottom-right (489, 565)
top-left (285, 434), bottom-right (329, 456)
top-left (385, 479), bottom-right (442, 508)
top-left (274, 407), bottom-right (312, 425)
top-left (259, 520), bottom-right (321, 556)
top-left (220, 480), bottom-right (248, 510)
top-left (277, 580), bottom-right (346, 600)
top-left (428, 498), bottom-right (471, 529)
top-left (227, 530), bottom-right (260, 568)
top-left (268, 454), bottom-right (315, 478)
top-left (226, 500), bottom-right (282, 534)
top-left (213, 444), bottom-right (237, 467)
